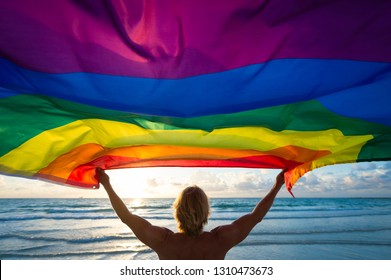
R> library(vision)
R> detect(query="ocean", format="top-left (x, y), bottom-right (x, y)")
top-left (1, 197), bottom-right (391, 260)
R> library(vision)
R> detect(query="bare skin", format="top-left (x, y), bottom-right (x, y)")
top-left (98, 168), bottom-right (286, 260)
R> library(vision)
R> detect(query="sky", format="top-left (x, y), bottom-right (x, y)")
top-left (0, 161), bottom-right (390, 198)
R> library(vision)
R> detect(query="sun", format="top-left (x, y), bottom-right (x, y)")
top-left (106, 169), bottom-right (149, 198)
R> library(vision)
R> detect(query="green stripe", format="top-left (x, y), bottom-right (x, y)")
top-left (358, 134), bottom-right (391, 161)
top-left (1, 94), bottom-right (390, 158)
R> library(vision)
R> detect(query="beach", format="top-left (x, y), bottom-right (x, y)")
top-left (1, 197), bottom-right (391, 260)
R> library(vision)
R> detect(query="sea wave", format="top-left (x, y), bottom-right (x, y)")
top-left (238, 240), bottom-right (391, 247)
top-left (0, 248), bottom-right (152, 260)
top-left (210, 211), bottom-right (391, 221)
top-left (1, 210), bottom-right (390, 222)
top-left (0, 233), bottom-right (137, 244)
top-left (251, 227), bottom-right (391, 236)
top-left (44, 208), bottom-right (113, 214)
top-left (0, 215), bottom-right (117, 222)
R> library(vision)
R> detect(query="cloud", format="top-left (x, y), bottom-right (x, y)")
top-left (129, 168), bottom-right (284, 198)
top-left (2, 162), bottom-right (390, 198)
top-left (347, 164), bottom-right (391, 192)
top-left (146, 178), bottom-right (159, 188)
top-left (184, 169), bottom-right (280, 197)
top-left (351, 162), bottom-right (378, 171)
top-left (293, 162), bottom-right (391, 197)
top-left (189, 170), bottom-right (229, 193)
top-left (232, 171), bottom-right (273, 191)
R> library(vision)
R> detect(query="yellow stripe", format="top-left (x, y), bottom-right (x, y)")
top-left (287, 141), bottom-right (377, 187)
top-left (0, 119), bottom-right (373, 174)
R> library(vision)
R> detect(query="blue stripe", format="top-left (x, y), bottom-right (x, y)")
top-left (0, 58), bottom-right (390, 126)
top-left (317, 70), bottom-right (391, 127)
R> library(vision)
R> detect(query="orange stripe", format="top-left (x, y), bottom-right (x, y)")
top-left (38, 143), bottom-right (330, 188)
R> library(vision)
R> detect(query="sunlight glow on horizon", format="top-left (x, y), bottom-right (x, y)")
top-left (0, 162), bottom-right (390, 198)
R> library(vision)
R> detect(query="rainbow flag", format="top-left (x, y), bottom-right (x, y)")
top-left (1, 0), bottom-right (390, 193)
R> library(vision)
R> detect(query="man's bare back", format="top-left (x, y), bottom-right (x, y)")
top-left (156, 230), bottom-right (229, 260)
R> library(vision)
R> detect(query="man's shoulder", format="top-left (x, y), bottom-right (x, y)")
top-left (158, 226), bottom-right (174, 239)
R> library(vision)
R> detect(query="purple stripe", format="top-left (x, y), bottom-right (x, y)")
top-left (1, 0), bottom-right (390, 78)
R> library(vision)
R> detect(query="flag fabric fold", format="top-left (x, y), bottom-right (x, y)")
top-left (1, 0), bottom-right (390, 192)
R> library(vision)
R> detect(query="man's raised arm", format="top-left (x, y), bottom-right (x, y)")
top-left (250, 169), bottom-right (286, 223)
top-left (96, 168), bottom-right (170, 250)
top-left (214, 169), bottom-right (286, 249)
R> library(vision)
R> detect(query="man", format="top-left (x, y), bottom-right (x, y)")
top-left (97, 168), bottom-right (286, 259)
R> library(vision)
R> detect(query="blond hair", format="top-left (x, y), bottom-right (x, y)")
top-left (173, 186), bottom-right (210, 236)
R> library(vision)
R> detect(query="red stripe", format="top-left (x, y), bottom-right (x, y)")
top-left (66, 155), bottom-right (303, 188)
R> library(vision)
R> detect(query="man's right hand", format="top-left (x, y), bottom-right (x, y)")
top-left (275, 169), bottom-right (286, 187)
top-left (96, 168), bottom-right (111, 188)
